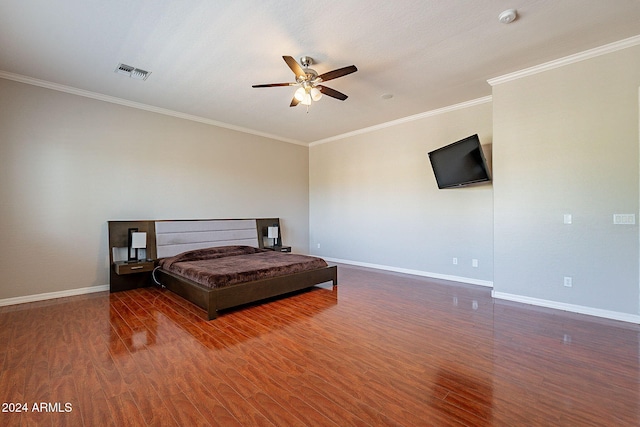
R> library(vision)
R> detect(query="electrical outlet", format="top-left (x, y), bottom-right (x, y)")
top-left (564, 276), bottom-right (573, 288)
top-left (317, 243), bottom-right (321, 249)
top-left (563, 214), bottom-right (572, 224)
top-left (472, 259), bottom-right (478, 268)
top-left (452, 257), bottom-right (458, 265)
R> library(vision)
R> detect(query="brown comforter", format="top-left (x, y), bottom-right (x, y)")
top-left (158, 246), bottom-right (328, 289)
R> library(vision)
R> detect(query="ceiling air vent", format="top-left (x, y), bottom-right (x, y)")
top-left (115, 63), bottom-right (151, 81)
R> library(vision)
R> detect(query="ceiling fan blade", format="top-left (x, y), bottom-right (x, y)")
top-left (290, 96), bottom-right (300, 107)
top-left (283, 56), bottom-right (306, 79)
top-left (317, 65), bottom-right (358, 82)
top-left (252, 83), bottom-right (294, 88)
top-left (318, 85), bottom-right (348, 101)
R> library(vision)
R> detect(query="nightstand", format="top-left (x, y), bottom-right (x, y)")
top-left (108, 221), bottom-right (158, 293)
top-left (110, 260), bottom-right (155, 292)
top-left (265, 245), bottom-right (292, 253)
top-left (114, 260), bottom-right (154, 274)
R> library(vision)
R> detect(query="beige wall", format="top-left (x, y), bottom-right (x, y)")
top-left (309, 41), bottom-right (640, 321)
top-left (3, 40), bottom-right (639, 321)
top-left (0, 78), bottom-right (309, 300)
top-left (309, 101), bottom-right (494, 284)
top-left (492, 44), bottom-right (640, 317)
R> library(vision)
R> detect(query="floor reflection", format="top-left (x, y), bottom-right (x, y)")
top-left (4, 264), bottom-right (640, 425)
top-left (491, 299), bottom-right (640, 425)
top-left (109, 285), bottom-right (338, 354)
top-left (435, 364), bottom-right (493, 424)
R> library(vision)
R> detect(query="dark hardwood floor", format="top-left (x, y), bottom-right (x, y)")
top-left (1, 264), bottom-right (639, 426)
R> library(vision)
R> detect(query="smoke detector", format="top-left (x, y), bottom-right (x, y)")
top-left (115, 63), bottom-right (151, 81)
top-left (498, 9), bottom-right (517, 24)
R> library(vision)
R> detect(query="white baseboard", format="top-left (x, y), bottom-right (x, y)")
top-left (0, 285), bottom-right (110, 308)
top-left (324, 257), bottom-right (640, 324)
top-left (323, 257), bottom-right (493, 288)
top-left (492, 291), bottom-right (640, 324)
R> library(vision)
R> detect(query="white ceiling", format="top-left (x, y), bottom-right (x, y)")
top-left (1, 1), bottom-right (640, 145)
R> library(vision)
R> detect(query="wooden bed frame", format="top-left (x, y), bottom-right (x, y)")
top-left (108, 219), bottom-right (337, 320)
top-left (156, 263), bottom-right (337, 320)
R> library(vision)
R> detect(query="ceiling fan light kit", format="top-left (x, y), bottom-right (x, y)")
top-left (294, 86), bottom-right (322, 105)
top-left (252, 55), bottom-right (357, 110)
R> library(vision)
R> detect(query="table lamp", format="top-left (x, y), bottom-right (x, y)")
top-left (267, 226), bottom-right (279, 247)
top-left (129, 231), bottom-right (147, 262)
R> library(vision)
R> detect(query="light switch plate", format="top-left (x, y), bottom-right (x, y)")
top-left (613, 214), bottom-right (635, 225)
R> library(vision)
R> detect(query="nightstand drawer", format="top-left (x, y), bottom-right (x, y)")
top-left (265, 245), bottom-right (292, 252)
top-left (114, 261), bottom-right (154, 275)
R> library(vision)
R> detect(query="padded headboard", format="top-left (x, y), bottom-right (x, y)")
top-left (155, 219), bottom-right (259, 258)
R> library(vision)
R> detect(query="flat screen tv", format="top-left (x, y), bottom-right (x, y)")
top-left (428, 134), bottom-right (491, 189)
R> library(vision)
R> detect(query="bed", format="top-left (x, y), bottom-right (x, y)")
top-left (109, 219), bottom-right (337, 320)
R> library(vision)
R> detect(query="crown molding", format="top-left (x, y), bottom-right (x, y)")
top-left (0, 70), bottom-right (307, 146)
top-left (6, 34), bottom-right (638, 147)
top-left (488, 34), bottom-right (640, 86)
top-left (309, 96), bottom-right (493, 147)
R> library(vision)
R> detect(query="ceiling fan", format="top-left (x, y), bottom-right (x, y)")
top-left (252, 56), bottom-right (357, 108)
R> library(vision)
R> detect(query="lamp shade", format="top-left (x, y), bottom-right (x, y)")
top-left (130, 232), bottom-right (147, 249)
top-left (310, 87), bottom-right (322, 101)
top-left (294, 87), bottom-right (306, 102)
top-left (267, 226), bottom-right (279, 239)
